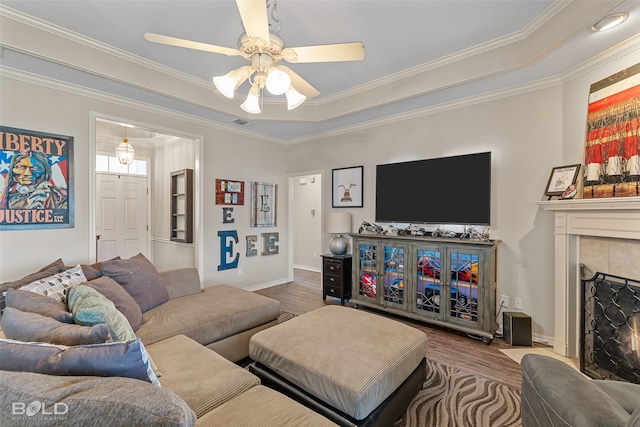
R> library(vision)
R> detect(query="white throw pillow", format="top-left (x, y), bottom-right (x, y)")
top-left (19, 264), bottom-right (87, 302)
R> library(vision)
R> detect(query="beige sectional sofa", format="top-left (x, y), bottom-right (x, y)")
top-left (0, 258), bottom-right (337, 426)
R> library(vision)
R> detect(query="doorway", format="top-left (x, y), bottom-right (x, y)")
top-left (288, 171), bottom-right (324, 285)
top-left (91, 113), bottom-right (203, 272)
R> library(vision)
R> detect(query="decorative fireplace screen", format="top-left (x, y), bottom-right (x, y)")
top-left (581, 272), bottom-right (640, 384)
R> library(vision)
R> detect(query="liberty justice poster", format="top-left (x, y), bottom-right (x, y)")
top-left (0, 126), bottom-right (74, 229)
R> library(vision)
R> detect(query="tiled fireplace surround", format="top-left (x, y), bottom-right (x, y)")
top-left (537, 196), bottom-right (640, 357)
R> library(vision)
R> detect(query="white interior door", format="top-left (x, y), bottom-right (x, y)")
top-left (96, 173), bottom-right (148, 261)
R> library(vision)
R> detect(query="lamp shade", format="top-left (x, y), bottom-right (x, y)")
top-left (326, 212), bottom-right (351, 234)
top-left (285, 86), bottom-right (306, 110)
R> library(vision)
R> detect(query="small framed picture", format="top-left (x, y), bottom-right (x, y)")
top-left (332, 166), bottom-right (363, 208)
top-left (545, 164), bottom-right (581, 197)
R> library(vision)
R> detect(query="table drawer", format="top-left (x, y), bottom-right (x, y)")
top-left (323, 259), bottom-right (343, 275)
top-left (324, 284), bottom-right (342, 297)
top-left (323, 273), bottom-right (343, 287)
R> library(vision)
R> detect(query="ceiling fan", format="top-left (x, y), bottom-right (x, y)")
top-left (144, 0), bottom-right (365, 114)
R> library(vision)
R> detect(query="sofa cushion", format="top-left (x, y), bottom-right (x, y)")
top-left (0, 258), bottom-right (66, 294)
top-left (593, 380), bottom-right (640, 414)
top-left (85, 275), bottom-right (143, 331)
top-left (101, 253), bottom-right (169, 312)
top-left (0, 371), bottom-right (194, 426)
top-left (136, 284), bottom-right (280, 347)
top-left (1, 307), bottom-right (112, 345)
top-left (0, 338), bottom-right (159, 385)
top-left (146, 334), bottom-right (259, 417)
top-left (67, 285), bottom-right (136, 342)
top-left (18, 264), bottom-right (87, 302)
top-left (197, 385), bottom-right (338, 427)
top-left (4, 288), bottom-right (73, 323)
top-left (521, 354), bottom-right (629, 427)
top-left (78, 256), bottom-right (121, 281)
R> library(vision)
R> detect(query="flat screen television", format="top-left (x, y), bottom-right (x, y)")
top-left (375, 152), bottom-right (491, 225)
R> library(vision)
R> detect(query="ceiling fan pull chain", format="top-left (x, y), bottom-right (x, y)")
top-left (267, 0), bottom-right (281, 34)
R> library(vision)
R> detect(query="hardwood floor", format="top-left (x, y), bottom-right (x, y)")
top-left (255, 269), bottom-right (549, 390)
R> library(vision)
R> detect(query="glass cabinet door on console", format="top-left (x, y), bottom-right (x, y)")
top-left (448, 247), bottom-right (484, 328)
top-left (381, 244), bottom-right (408, 309)
top-left (355, 239), bottom-right (378, 303)
top-left (414, 245), bottom-right (443, 319)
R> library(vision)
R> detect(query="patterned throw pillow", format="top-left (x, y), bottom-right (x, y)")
top-left (19, 264), bottom-right (87, 302)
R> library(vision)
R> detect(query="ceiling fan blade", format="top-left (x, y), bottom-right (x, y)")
top-left (279, 66), bottom-right (320, 99)
top-left (236, 0), bottom-right (270, 42)
top-left (282, 42), bottom-right (365, 63)
top-left (144, 33), bottom-right (242, 57)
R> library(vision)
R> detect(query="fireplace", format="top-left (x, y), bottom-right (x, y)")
top-left (581, 272), bottom-right (640, 383)
top-left (537, 196), bottom-right (640, 357)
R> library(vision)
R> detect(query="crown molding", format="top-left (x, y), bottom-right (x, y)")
top-left (0, 1), bottom-right (623, 126)
top-left (0, 65), bottom-right (287, 146)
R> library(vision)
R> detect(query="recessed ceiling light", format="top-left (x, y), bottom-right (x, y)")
top-left (591, 12), bottom-right (629, 32)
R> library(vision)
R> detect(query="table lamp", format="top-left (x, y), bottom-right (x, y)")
top-left (326, 212), bottom-right (352, 256)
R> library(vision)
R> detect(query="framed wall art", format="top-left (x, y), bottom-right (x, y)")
top-left (251, 181), bottom-right (277, 227)
top-left (582, 62), bottom-right (640, 198)
top-left (215, 178), bottom-right (244, 205)
top-left (544, 164), bottom-right (581, 198)
top-left (0, 126), bottom-right (74, 230)
top-left (332, 166), bottom-right (363, 208)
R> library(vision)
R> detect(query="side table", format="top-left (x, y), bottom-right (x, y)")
top-left (321, 254), bottom-right (352, 305)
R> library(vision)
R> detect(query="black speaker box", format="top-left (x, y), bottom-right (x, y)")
top-left (503, 311), bottom-right (532, 346)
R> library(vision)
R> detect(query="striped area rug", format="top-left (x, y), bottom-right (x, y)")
top-left (394, 360), bottom-right (521, 427)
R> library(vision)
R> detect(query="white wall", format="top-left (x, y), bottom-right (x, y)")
top-left (151, 135), bottom-right (197, 271)
top-left (0, 75), bottom-right (289, 289)
top-left (285, 38), bottom-right (640, 342)
top-left (287, 87), bottom-right (562, 342)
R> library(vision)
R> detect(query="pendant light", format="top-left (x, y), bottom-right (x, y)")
top-left (116, 127), bottom-right (135, 165)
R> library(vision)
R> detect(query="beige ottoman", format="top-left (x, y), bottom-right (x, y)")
top-left (248, 305), bottom-right (428, 426)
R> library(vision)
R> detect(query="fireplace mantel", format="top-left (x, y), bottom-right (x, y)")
top-left (535, 196), bottom-right (640, 356)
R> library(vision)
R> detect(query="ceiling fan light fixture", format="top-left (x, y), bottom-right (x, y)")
top-left (265, 67), bottom-right (291, 95)
top-left (213, 66), bottom-right (252, 98)
top-left (285, 86), bottom-right (306, 110)
top-left (591, 12), bottom-right (628, 32)
top-left (241, 84), bottom-right (262, 114)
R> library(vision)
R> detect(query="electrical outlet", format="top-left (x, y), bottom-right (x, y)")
top-left (514, 297), bottom-right (523, 309)
top-left (500, 295), bottom-right (509, 309)
top-left (314, 252), bottom-right (318, 258)
top-left (238, 268), bottom-right (244, 276)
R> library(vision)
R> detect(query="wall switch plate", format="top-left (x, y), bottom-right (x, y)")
top-left (514, 297), bottom-right (523, 309)
top-left (500, 295), bottom-right (509, 309)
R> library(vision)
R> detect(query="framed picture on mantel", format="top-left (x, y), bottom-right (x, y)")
top-left (544, 164), bottom-right (581, 198)
top-left (332, 166), bottom-right (363, 208)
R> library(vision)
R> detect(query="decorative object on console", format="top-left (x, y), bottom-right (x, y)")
top-left (583, 62), bottom-right (640, 198)
top-left (358, 219), bottom-right (383, 234)
top-left (332, 166), bottom-right (363, 208)
top-left (544, 164), bottom-right (581, 199)
top-left (326, 212), bottom-right (351, 256)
